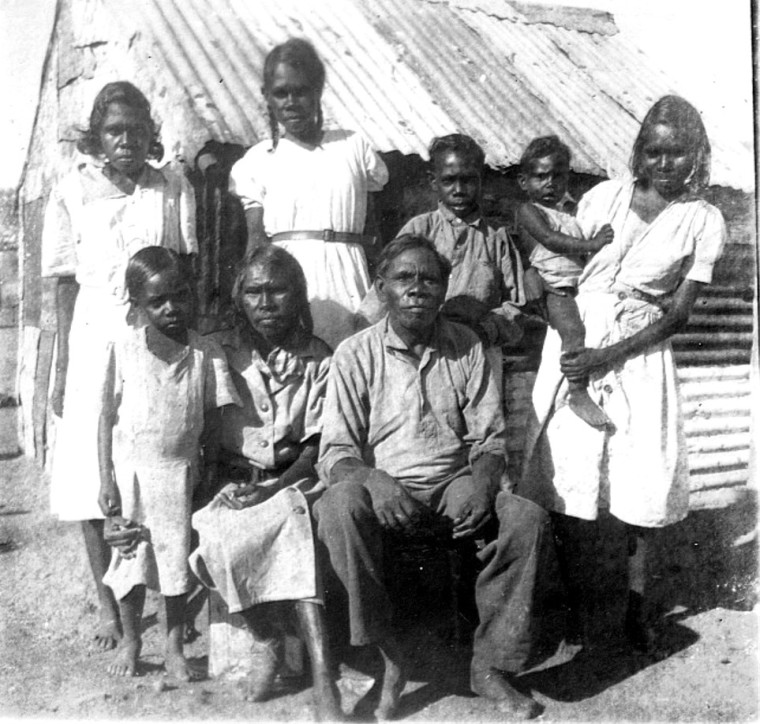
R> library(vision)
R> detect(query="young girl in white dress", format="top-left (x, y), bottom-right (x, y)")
top-left (97, 247), bottom-right (239, 679)
top-left (42, 82), bottom-right (197, 650)
top-left (229, 38), bottom-right (388, 349)
top-left (521, 96), bottom-right (727, 652)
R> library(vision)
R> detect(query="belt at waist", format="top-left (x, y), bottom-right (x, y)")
top-left (270, 229), bottom-right (378, 247)
top-left (603, 284), bottom-right (668, 309)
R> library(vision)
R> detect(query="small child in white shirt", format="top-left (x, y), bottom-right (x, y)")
top-left (516, 136), bottom-right (614, 429)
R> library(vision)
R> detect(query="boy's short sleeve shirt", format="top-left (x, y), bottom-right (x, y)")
top-left (398, 204), bottom-right (526, 318)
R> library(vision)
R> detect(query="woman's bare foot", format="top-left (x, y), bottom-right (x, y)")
top-left (470, 666), bottom-right (543, 719)
top-left (568, 388), bottom-right (613, 430)
top-left (374, 638), bottom-right (407, 721)
top-left (94, 615), bottom-right (122, 652)
top-left (165, 650), bottom-right (203, 682)
top-left (107, 639), bottom-right (141, 677)
top-left (246, 637), bottom-right (280, 701)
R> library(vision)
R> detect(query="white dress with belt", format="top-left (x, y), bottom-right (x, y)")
top-left (229, 129), bottom-right (389, 349)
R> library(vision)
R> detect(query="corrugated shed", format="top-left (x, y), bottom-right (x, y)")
top-left (21, 0), bottom-right (753, 202)
top-left (16, 0), bottom-right (757, 491)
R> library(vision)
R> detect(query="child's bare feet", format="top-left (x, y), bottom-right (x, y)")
top-left (165, 650), bottom-right (203, 682)
top-left (568, 388), bottom-right (613, 430)
top-left (107, 639), bottom-right (141, 677)
top-left (94, 615), bottom-right (122, 651)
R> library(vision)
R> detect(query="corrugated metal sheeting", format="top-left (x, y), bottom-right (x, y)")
top-left (22, 0), bottom-right (753, 201)
top-left (17, 0), bottom-right (757, 492)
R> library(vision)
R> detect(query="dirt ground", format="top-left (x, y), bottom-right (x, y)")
top-left (0, 415), bottom-right (758, 722)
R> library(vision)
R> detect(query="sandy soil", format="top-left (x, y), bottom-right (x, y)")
top-left (0, 446), bottom-right (757, 722)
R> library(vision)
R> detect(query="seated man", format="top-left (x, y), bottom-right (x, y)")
top-left (314, 235), bottom-right (549, 720)
top-left (356, 134), bottom-right (529, 394)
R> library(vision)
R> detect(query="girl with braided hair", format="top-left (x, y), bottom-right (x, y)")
top-left (229, 38), bottom-right (389, 349)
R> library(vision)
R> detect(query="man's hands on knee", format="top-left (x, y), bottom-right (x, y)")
top-left (365, 469), bottom-right (424, 533)
top-left (452, 487), bottom-right (495, 539)
top-left (452, 452), bottom-right (505, 539)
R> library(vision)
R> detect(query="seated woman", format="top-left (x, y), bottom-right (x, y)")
top-left (189, 246), bottom-right (341, 720)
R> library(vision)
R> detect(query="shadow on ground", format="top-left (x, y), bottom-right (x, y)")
top-left (325, 493), bottom-right (758, 718)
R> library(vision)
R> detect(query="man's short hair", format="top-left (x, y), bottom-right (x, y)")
top-left (378, 235), bottom-right (452, 281)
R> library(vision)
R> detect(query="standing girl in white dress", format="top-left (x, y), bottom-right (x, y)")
top-left (42, 82), bottom-right (198, 650)
top-left (229, 38), bottom-right (389, 349)
top-left (521, 96), bottom-right (727, 652)
top-left (97, 247), bottom-right (239, 679)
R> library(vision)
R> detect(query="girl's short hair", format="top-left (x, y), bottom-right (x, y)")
top-left (77, 81), bottom-right (164, 161)
top-left (125, 246), bottom-right (182, 301)
top-left (519, 135), bottom-right (571, 173)
top-left (262, 38), bottom-right (326, 151)
top-left (631, 95), bottom-right (711, 192)
top-left (231, 245), bottom-right (314, 336)
top-left (428, 134), bottom-right (485, 171)
top-left (377, 235), bottom-right (452, 282)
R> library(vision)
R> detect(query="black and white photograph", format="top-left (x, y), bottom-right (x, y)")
top-left (0, 0), bottom-right (756, 721)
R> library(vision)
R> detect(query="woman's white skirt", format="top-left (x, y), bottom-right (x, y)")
top-left (521, 291), bottom-right (690, 528)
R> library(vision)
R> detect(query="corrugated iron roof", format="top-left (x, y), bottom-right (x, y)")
top-left (22, 0), bottom-right (753, 199)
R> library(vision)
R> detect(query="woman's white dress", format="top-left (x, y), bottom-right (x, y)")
top-left (521, 179), bottom-right (727, 527)
top-left (229, 129), bottom-right (388, 349)
top-left (42, 160), bottom-right (198, 521)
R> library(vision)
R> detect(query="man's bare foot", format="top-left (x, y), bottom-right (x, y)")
top-left (94, 616), bottom-right (122, 651)
top-left (313, 677), bottom-right (344, 722)
top-left (375, 638), bottom-right (407, 721)
top-left (568, 389), bottom-right (613, 430)
top-left (107, 639), bottom-right (140, 677)
top-left (165, 650), bottom-right (203, 682)
top-left (470, 667), bottom-right (542, 719)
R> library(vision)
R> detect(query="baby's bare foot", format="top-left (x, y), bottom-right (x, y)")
top-left (107, 639), bottom-right (140, 677)
top-left (165, 651), bottom-right (203, 682)
top-left (568, 389), bottom-right (613, 430)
